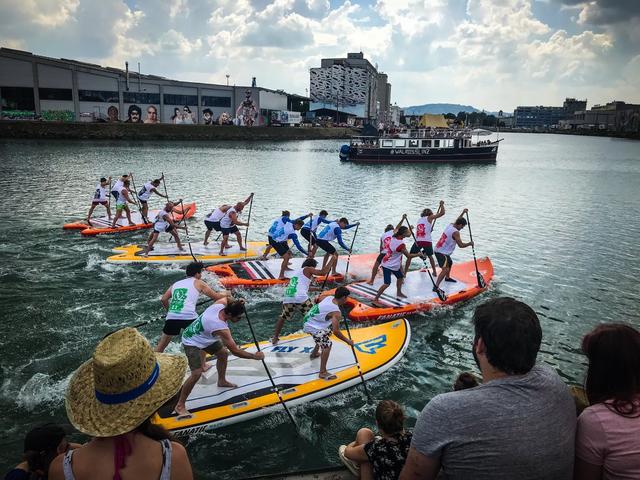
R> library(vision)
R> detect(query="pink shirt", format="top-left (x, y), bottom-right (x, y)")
top-left (575, 400), bottom-right (640, 479)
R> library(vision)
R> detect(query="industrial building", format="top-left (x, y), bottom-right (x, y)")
top-left (309, 52), bottom-right (391, 124)
top-left (561, 101), bottom-right (640, 133)
top-left (513, 97), bottom-right (587, 128)
top-left (0, 48), bottom-right (307, 125)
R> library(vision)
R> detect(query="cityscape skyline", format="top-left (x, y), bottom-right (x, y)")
top-left (1, 0), bottom-right (639, 111)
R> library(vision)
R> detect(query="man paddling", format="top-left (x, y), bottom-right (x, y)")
top-left (218, 193), bottom-right (254, 255)
top-left (316, 218), bottom-right (359, 276)
top-left (139, 202), bottom-right (186, 255)
top-left (433, 211), bottom-right (474, 292)
top-left (137, 176), bottom-right (167, 223)
top-left (271, 219), bottom-right (309, 279)
top-left (175, 298), bottom-right (265, 418)
top-left (300, 209), bottom-right (332, 258)
top-left (110, 174), bottom-right (128, 201)
top-left (110, 179), bottom-right (137, 228)
top-left (86, 176), bottom-right (112, 224)
top-left (261, 211), bottom-right (310, 259)
top-left (203, 193), bottom-right (253, 246)
top-left (371, 226), bottom-right (425, 306)
top-left (156, 261), bottom-right (229, 352)
top-left (272, 256), bottom-right (337, 345)
top-left (367, 216), bottom-right (406, 285)
top-left (302, 286), bottom-right (354, 380)
top-left (405, 202), bottom-right (445, 276)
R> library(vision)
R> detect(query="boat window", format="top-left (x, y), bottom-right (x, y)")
top-left (382, 140), bottom-right (394, 147)
top-left (422, 140), bottom-right (431, 147)
top-left (433, 140), bottom-right (440, 147)
top-left (394, 140), bottom-right (406, 147)
top-left (409, 139), bottom-right (419, 147)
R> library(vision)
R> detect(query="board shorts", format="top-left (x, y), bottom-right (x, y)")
top-left (116, 203), bottom-right (127, 211)
top-left (274, 240), bottom-right (290, 256)
top-left (92, 200), bottom-right (108, 205)
top-left (184, 341), bottom-right (224, 371)
top-left (280, 299), bottom-right (314, 321)
top-left (300, 228), bottom-right (316, 245)
top-left (204, 220), bottom-right (221, 232)
top-left (111, 191), bottom-right (119, 200)
top-left (139, 199), bottom-right (148, 205)
top-left (163, 318), bottom-right (196, 336)
top-left (309, 328), bottom-right (332, 349)
top-left (267, 236), bottom-right (277, 247)
top-left (221, 225), bottom-right (239, 235)
top-left (410, 241), bottom-right (434, 256)
top-left (154, 224), bottom-right (173, 234)
top-left (315, 239), bottom-right (336, 254)
top-left (435, 252), bottom-right (453, 268)
top-left (381, 266), bottom-right (404, 285)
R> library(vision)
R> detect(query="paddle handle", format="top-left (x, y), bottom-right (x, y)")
top-left (244, 195), bottom-right (254, 259)
top-left (340, 308), bottom-right (372, 404)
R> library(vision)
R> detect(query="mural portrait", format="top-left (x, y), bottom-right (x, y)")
top-left (236, 90), bottom-right (257, 127)
top-left (107, 105), bottom-right (119, 122)
top-left (125, 104), bottom-right (143, 123)
top-left (202, 108), bottom-right (214, 125)
top-left (144, 105), bottom-right (159, 124)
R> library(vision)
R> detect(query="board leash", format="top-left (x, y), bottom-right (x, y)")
top-left (340, 306), bottom-right (372, 404)
top-left (404, 216), bottom-right (447, 302)
top-left (464, 211), bottom-right (486, 288)
top-left (244, 307), bottom-right (299, 431)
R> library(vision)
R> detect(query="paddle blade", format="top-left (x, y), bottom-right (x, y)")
top-left (437, 289), bottom-right (447, 302)
top-left (477, 272), bottom-right (486, 289)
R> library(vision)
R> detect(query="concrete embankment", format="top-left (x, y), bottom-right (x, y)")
top-left (0, 121), bottom-right (356, 141)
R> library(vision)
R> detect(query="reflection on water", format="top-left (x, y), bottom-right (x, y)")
top-left (0, 133), bottom-right (639, 477)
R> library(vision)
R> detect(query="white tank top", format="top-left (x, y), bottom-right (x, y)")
top-left (182, 304), bottom-right (228, 348)
top-left (302, 296), bottom-right (340, 332)
top-left (206, 207), bottom-right (226, 222)
top-left (435, 224), bottom-right (458, 255)
top-left (166, 277), bottom-right (200, 320)
top-left (416, 216), bottom-right (433, 242)
top-left (154, 209), bottom-right (170, 231)
top-left (111, 179), bottom-right (123, 193)
top-left (381, 236), bottom-right (405, 270)
top-left (138, 182), bottom-right (154, 201)
top-left (115, 187), bottom-right (128, 205)
top-left (93, 183), bottom-right (107, 202)
top-left (283, 268), bottom-right (312, 304)
top-left (380, 231), bottom-right (393, 253)
top-left (318, 222), bottom-right (339, 241)
top-left (219, 207), bottom-right (237, 229)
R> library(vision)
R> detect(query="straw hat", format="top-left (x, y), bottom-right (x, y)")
top-left (65, 328), bottom-right (187, 437)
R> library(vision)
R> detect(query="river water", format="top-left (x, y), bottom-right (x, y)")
top-left (0, 133), bottom-right (639, 478)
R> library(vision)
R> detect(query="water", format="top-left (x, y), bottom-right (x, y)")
top-left (0, 133), bottom-right (639, 477)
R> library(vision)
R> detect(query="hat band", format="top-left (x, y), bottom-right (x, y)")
top-left (95, 362), bottom-right (160, 405)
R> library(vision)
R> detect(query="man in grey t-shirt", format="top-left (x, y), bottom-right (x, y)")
top-left (400, 297), bottom-right (576, 480)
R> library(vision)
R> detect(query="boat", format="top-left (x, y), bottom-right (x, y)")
top-left (339, 128), bottom-right (500, 163)
top-left (153, 319), bottom-right (410, 435)
top-left (107, 241), bottom-right (267, 264)
top-left (206, 253), bottom-right (377, 289)
top-left (328, 258), bottom-right (493, 322)
top-left (63, 202), bottom-right (197, 236)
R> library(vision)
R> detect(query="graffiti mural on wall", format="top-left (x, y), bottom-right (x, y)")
top-left (236, 90), bottom-right (257, 126)
top-left (41, 110), bottom-right (75, 121)
top-left (171, 106), bottom-right (195, 124)
top-left (202, 108), bottom-right (214, 125)
top-left (107, 106), bottom-right (119, 122)
top-left (144, 105), bottom-right (159, 123)
top-left (1, 110), bottom-right (37, 120)
top-left (125, 105), bottom-right (143, 123)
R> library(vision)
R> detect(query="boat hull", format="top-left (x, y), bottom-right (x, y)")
top-left (345, 145), bottom-right (498, 163)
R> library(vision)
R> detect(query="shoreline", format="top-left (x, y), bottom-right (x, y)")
top-left (0, 121), bottom-right (356, 141)
top-left (491, 127), bottom-right (640, 141)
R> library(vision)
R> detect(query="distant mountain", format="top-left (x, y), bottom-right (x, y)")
top-left (402, 103), bottom-right (483, 115)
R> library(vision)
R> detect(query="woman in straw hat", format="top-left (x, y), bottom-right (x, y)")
top-left (48, 328), bottom-right (193, 480)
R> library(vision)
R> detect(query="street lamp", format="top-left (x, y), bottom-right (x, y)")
top-left (226, 74), bottom-right (230, 86)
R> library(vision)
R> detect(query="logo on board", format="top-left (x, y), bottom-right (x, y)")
top-left (354, 335), bottom-right (387, 354)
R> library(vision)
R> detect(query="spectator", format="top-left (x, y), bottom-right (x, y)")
top-left (400, 297), bottom-right (576, 480)
top-left (4, 424), bottom-right (79, 480)
top-left (339, 400), bottom-right (412, 480)
top-left (574, 323), bottom-right (640, 480)
top-left (453, 371), bottom-right (479, 391)
top-left (48, 327), bottom-right (193, 480)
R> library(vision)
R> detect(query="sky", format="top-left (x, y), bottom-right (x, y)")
top-left (1, 0), bottom-right (639, 111)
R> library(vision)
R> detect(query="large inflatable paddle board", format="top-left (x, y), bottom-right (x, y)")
top-left (334, 257), bottom-right (493, 322)
top-left (206, 253), bottom-right (378, 289)
top-left (107, 241), bottom-right (268, 265)
top-left (63, 202), bottom-right (196, 236)
top-left (154, 319), bottom-right (410, 435)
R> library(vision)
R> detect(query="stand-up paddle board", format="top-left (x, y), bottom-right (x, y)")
top-left (107, 240), bottom-right (268, 264)
top-left (153, 319), bottom-right (410, 435)
top-left (63, 202), bottom-right (197, 236)
top-left (206, 253), bottom-right (378, 288)
top-left (332, 257), bottom-right (493, 322)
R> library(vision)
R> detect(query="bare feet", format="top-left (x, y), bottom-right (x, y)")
top-left (371, 300), bottom-right (386, 308)
top-left (203, 241), bottom-right (209, 246)
top-left (202, 362), bottom-right (212, 372)
top-left (271, 336), bottom-right (279, 345)
top-left (240, 247), bottom-right (247, 251)
top-left (366, 279), bottom-right (374, 285)
top-left (217, 379), bottom-right (237, 388)
top-left (397, 292), bottom-right (408, 298)
top-left (310, 350), bottom-right (321, 359)
top-left (128, 222), bottom-right (135, 226)
top-left (319, 371), bottom-right (337, 381)
top-left (174, 404), bottom-right (192, 419)
top-left (219, 251), bottom-right (227, 256)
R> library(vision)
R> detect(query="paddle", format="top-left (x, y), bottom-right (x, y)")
top-left (128, 172), bottom-right (145, 221)
top-left (176, 199), bottom-right (198, 263)
top-left (404, 216), bottom-right (447, 302)
top-left (464, 211), bottom-right (486, 288)
top-left (343, 223), bottom-right (360, 282)
top-left (244, 307), bottom-right (299, 430)
top-left (243, 195), bottom-right (254, 259)
top-left (340, 306), bottom-right (372, 404)
top-left (106, 177), bottom-right (112, 214)
top-left (431, 202), bottom-right (443, 230)
top-left (306, 213), bottom-right (314, 254)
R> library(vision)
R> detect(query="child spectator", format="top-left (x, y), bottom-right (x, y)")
top-left (453, 372), bottom-right (479, 391)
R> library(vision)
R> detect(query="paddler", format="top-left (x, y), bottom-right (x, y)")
top-left (137, 176), bottom-right (167, 223)
top-left (261, 211), bottom-right (310, 259)
top-left (300, 209), bottom-right (332, 258)
top-left (302, 286), bottom-right (354, 380)
top-left (110, 179), bottom-right (137, 228)
top-left (433, 210), bottom-right (474, 292)
top-left (367, 216), bottom-right (406, 285)
top-left (203, 193), bottom-right (253, 246)
top-left (272, 218), bottom-right (309, 279)
top-left (86, 176), bottom-right (112, 224)
top-left (218, 193), bottom-right (254, 256)
top-left (110, 174), bottom-right (128, 201)
top-left (139, 201), bottom-right (186, 255)
top-left (155, 261), bottom-right (229, 353)
top-left (371, 226), bottom-right (425, 306)
top-left (272, 256), bottom-right (337, 345)
top-left (404, 201), bottom-right (445, 276)
top-left (316, 218), bottom-right (360, 276)
top-left (175, 298), bottom-right (265, 418)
